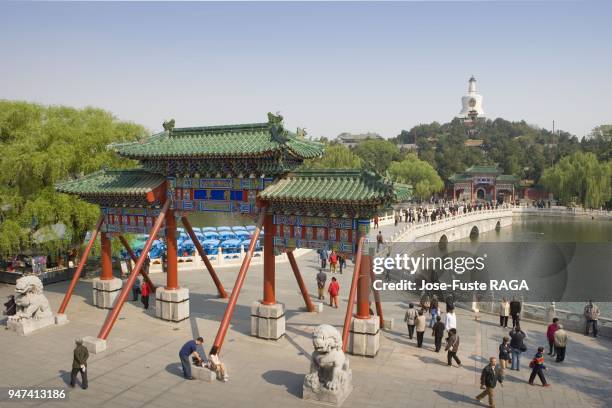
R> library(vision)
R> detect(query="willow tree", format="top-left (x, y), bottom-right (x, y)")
top-left (540, 152), bottom-right (611, 209)
top-left (388, 154), bottom-right (444, 200)
top-left (0, 100), bottom-right (146, 257)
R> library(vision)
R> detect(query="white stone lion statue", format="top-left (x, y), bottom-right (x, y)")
top-left (304, 324), bottom-right (351, 393)
top-left (8, 275), bottom-right (53, 322)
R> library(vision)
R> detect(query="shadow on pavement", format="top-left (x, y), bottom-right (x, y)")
top-left (434, 390), bottom-right (481, 406)
top-left (261, 370), bottom-right (303, 399)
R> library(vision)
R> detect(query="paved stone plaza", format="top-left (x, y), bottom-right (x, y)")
top-left (1, 245), bottom-right (610, 408)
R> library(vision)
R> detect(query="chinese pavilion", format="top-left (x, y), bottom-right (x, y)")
top-left (55, 113), bottom-right (408, 357)
top-left (448, 165), bottom-right (518, 203)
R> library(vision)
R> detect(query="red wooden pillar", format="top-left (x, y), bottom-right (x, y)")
top-left (493, 187), bottom-right (497, 202)
top-left (341, 236), bottom-right (365, 351)
top-left (287, 250), bottom-right (315, 312)
top-left (117, 234), bottom-right (155, 291)
top-left (58, 215), bottom-right (104, 314)
top-left (100, 232), bottom-right (113, 280)
top-left (356, 254), bottom-right (372, 319)
top-left (262, 214), bottom-right (275, 305)
top-left (166, 209), bottom-right (179, 290)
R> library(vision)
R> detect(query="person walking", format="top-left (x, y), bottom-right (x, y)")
top-left (404, 303), bottom-right (418, 340)
top-left (444, 308), bottom-right (457, 334)
top-left (316, 269), bottom-right (327, 300)
top-left (445, 294), bottom-right (455, 313)
top-left (374, 215), bottom-right (379, 229)
top-left (319, 249), bottom-right (328, 270)
top-left (499, 297), bottom-right (510, 328)
top-left (445, 328), bottom-right (462, 367)
top-left (338, 255), bottom-right (346, 274)
top-left (583, 300), bottom-right (600, 337)
top-left (476, 357), bottom-right (504, 408)
top-left (329, 250), bottom-right (338, 274)
top-left (429, 295), bottom-right (439, 328)
top-left (140, 279), bottom-right (151, 310)
top-left (546, 317), bottom-right (559, 356)
top-left (431, 315), bottom-right (445, 352)
top-left (70, 338), bottom-right (89, 389)
top-left (528, 347), bottom-right (550, 387)
top-left (132, 276), bottom-right (141, 302)
top-left (179, 337), bottom-right (204, 380)
top-left (509, 325), bottom-right (527, 371)
top-left (498, 337), bottom-right (511, 372)
top-left (328, 277), bottom-right (340, 308)
top-left (510, 297), bottom-right (522, 329)
top-left (554, 324), bottom-right (568, 363)
top-left (376, 231), bottom-right (384, 251)
top-left (415, 309), bottom-right (426, 348)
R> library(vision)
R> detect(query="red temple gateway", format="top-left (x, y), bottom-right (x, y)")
top-left (55, 113), bottom-right (408, 356)
top-left (449, 165), bottom-right (518, 203)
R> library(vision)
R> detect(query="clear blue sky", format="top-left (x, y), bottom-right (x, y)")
top-left (1, 1), bottom-right (611, 139)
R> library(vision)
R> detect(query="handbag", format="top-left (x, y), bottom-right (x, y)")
top-left (520, 344), bottom-right (528, 352)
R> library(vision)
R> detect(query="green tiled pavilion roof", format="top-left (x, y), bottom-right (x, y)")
top-left (465, 165), bottom-right (501, 174)
top-left (56, 168), bottom-right (165, 197)
top-left (448, 174), bottom-right (472, 182)
top-left (110, 121), bottom-right (324, 160)
top-left (259, 169), bottom-right (404, 204)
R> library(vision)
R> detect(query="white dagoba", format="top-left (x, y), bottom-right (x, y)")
top-left (458, 76), bottom-right (485, 118)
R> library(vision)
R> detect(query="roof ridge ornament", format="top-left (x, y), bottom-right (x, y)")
top-left (162, 119), bottom-right (175, 133)
top-left (267, 112), bottom-right (289, 144)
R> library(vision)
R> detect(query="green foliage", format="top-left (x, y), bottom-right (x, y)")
top-left (352, 139), bottom-right (402, 173)
top-left (302, 144), bottom-right (362, 169)
top-left (388, 154), bottom-right (444, 200)
top-left (540, 152), bottom-right (611, 209)
top-left (0, 100), bottom-right (146, 257)
top-left (581, 125), bottom-right (612, 161)
top-left (396, 117), bottom-right (583, 182)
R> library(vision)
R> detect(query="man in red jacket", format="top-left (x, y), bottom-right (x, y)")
top-left (328, 277), bottom-right (340, 308)
top-left (140, 280), bottom-right (151, 309)
top-left (546, 317), bottom-right (559, 356)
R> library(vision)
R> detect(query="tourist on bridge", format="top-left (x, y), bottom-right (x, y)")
top-left (429, 295), bottom-right (439, 328)
top-left (179, 337), bottom-right (204, 380)
top-left (140, 279), bottom-right (152, 310)
top-left (328, 277), bottom-right (340, 308)
top-left (431, 315), bottom-right (445, 352)
top-left (132, 276), bottom-right (141, 302)
top-left (316, 268), bottom-right (327, 300)
top-left (445, 294), bottom-right (455, 313)
top-left (546, 317), bottom-right (559, 356)
top-left (415, 309), bottom-right (427, 348)
top-left (376, 231), bottom-right (384, 251)
top-left (476, 357), bottom-right (503, 408)
top-left (329, 250), bottom-right (338, 273)
top-left (583, 300), bottom-right (600, 337)
top-left (70, 338), bottom-right (89, 389)
top-left (445, 328), bottom-right (462, 367)
top-left (498, 337), bottom-right (511, 372)
top-left (373, 215), bottom-right (379, 229)
top-left (528, 347), bottom-right (550, 387)
top-left (553, 324), bottom-right (568, 363)
top-left (509, 297), bottom-right (522, 328)
top-left (404, 303), bottom-right (418, 340)
top-left (509, 325), bottom-right (527, 371)
top-left (499, 297), bottom-right (510, 328)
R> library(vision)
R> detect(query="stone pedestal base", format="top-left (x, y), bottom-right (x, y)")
top-left (82, 336), bottom-right (107, 354)
top-left (7, 315), bottom-right (56, 336)
top-left (347, 316), bottom-right (380, 357)
top-left (382, 318), bottom-right (394, 330)
top-left (55, 314), bottom-right (69, 325)
top-left (92, 277), bottom-right (123, 309)
top-left (303, 378), bottom-right (353, 406)
top-left (192, 365), bottom-right (217, 382)
top-left (155, 287), bottom-right (189, 322)
top-left (250, 301), bottom-right (285, 340)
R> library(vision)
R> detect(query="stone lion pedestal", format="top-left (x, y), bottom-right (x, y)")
top-left (303, 324), bottom-right (353, 406)
top-left (6, 275), bottom-right (56, 336)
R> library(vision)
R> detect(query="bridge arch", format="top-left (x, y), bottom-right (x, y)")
top-left (438, 234), bottom-right (448, 250)
top-left (495, 220), bottom-right (501, 231)
top-left (469, 225), bottom-right (479, 240)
